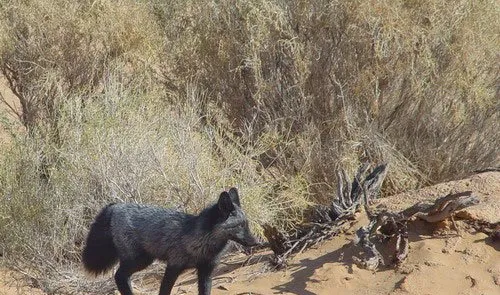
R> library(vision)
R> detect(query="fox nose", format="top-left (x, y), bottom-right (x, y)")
top-left (241, 236), bottom-right (261, 255)
top-left (246, 235), bottom-right (260, 247)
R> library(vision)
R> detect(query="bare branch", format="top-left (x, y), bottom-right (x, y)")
top-left (411, 191), bottom-right (479, 223)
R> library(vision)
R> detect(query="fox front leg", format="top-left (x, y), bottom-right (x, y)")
top-left (158, 265), bottom-right (183, 295)
top-left (197, 262), bottom-right (216, 295)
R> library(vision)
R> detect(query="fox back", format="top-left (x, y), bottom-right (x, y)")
top-left (109, 200), bottom-right (254, 267)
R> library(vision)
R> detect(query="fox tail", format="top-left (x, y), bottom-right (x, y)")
top-left (82, 204), bottom-right (118, 276)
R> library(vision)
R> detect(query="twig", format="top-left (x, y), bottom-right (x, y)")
top-left (412, 191), bottom-right (479, 223)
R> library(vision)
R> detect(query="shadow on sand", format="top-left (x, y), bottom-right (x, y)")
top-left (271, 219), bottom-right (454, 295)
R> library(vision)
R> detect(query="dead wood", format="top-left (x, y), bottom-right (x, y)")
top-left (263, 218), bottom-right (353, 269)
top-left (352, 221), bottom-right (384, 270)
top-left (331, 163), bottom-right (388, 220)
top-left (410, 191), bottom-right (479, 223)
top-left (353, 191), bottom-right (480, 271)
top-left (261, 224), bottom-right (291, 257)
top-left (262, 160), bottom-right (482, 271)
top-left (262, 162), bottom-right (482, 272)
top-left (263, 163), bottom-right (389, 269)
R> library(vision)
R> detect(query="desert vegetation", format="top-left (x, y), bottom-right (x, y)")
top-left (0, 0), bottom-right (498, 292)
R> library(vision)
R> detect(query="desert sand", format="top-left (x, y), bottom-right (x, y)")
top-left (2, 172), bottom-right (498, 295)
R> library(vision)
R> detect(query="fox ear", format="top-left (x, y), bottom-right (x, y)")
top-left (228, 187), bottom-right (241, 207)
top-left (218, 191), bottom-right (235, 216)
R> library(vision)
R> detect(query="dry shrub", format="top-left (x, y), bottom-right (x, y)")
top-left (0, 0), bottom-right (163, 130)
top-left (155, 0), bottom-right (499, 192)
top-left (0, 0), bottom-right (498, 292)
top-left (0, 76), bottom-right (310, 291)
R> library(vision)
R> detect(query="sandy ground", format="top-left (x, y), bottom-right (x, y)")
top-left (377, 171), bottom-right (500, 224)
top-left (194, 172), bottom-right (500, 295)
top-left (0, 118), bottom-right (498, 295)
top-left (0, 270), bottom-right (44, 295)
top-left (201, 231), bottom-right (499, 295)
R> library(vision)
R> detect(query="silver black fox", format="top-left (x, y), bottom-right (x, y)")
top-left (82, 188), bottom-right (259, 295)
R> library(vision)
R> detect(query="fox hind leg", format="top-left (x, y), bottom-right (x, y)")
top-left (114, 254), bottom-right (154, 295)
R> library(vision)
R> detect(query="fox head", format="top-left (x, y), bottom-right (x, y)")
top-left (216, 188), bottom-right (259, 247)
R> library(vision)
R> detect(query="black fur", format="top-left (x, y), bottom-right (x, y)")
top-left (82, 203), bottom-right (118, 275)
top-left (82, 188), bottom-right (258, 295)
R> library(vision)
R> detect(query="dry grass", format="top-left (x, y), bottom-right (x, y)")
top-left (0, 0), bottom-right (498, 293)
top-left (0, 74), bottom-right (310, 292)
top-left (151, 0), bottom-right (499, 192)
